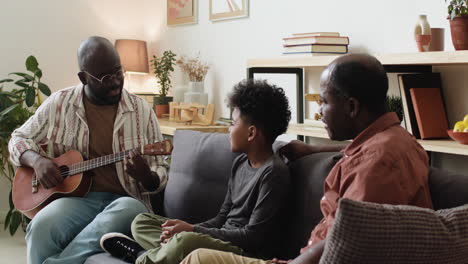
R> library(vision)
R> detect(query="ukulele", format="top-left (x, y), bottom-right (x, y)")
top-left (12, 140), bottom-right (173, 219)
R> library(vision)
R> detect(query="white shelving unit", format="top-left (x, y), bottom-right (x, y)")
top-left (248, 51), bottom-right (468, 156)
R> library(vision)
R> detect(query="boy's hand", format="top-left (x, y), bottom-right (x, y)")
top-left (160, 219), bottom-right (193, 242)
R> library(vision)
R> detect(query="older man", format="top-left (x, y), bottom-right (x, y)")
top-left (179, 54), bottom-right (433, 264)
top-left (9, 36), bottom-right (168, 264)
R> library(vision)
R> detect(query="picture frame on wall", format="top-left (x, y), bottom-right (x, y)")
top-left (167, 0), bottom-right (198, 26)
top-left (209, 0), bottom-right (249, 21)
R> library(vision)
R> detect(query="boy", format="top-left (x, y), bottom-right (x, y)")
top-left (100, 79), bottom-right (292, 264)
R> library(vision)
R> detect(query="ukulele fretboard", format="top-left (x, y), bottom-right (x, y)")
top-left (63, 149), bottom-right (134, 177)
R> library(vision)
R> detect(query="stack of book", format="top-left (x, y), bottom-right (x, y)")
top-left (282, 32), bottom-right (349, 56)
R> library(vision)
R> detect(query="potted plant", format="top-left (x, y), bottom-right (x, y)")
top-left (446, 0), bottom-right (468, 50)
top-left (0, 55), bottom-right (51, 235)
top-left (151, 50), bottom-right (177, 118)
top-left (386, 95), bottom-right (404, 122)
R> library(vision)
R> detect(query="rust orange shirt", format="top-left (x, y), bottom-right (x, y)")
top-left (301, 112), bottom-right (433, 253)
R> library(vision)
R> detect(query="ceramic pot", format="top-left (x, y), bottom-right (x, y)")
top-left (153, 96), bottom-right (173, 118)
top-left (449, 16), bottom-right (468, 50)
top-left (429, 28), bottom-right (445, 51)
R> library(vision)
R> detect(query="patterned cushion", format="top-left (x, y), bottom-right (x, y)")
top-left (320, 198), bottom-right (468, 264)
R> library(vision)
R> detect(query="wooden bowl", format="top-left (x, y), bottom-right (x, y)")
top-left (447, 129), bottom-right (468, 145)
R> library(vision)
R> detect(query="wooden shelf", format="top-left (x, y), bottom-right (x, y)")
top-left (287, 123), bottom-right (329, 139)
top-left (158, 118), bottom-right (229, 136)
top-left (417, 139), bottom-right (468, 156)
top-left (287, 124), bottom-right (468, 156)
top-left (247, 51), bottom-right (468, 68)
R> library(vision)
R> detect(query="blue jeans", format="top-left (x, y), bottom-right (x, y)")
top-left (26, 192), bottom-right (148, 264)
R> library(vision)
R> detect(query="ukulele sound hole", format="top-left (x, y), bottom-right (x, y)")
top-left (59, 166), bottom-right (70, 178)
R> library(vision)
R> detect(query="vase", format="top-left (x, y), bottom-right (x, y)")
top-left (414, 15), bottom-right (431, 52)
top-left (184, 81), bottom-right (208, 105)
top-left (449, 16), bottom-right (468, 50)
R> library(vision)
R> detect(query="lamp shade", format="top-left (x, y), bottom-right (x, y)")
top-left (115, 39), bottom-right (149, 74)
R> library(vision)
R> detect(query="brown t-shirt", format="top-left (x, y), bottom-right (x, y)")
top-left (83, 95), bottom-right (127, 195)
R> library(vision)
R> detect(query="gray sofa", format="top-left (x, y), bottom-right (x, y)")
top-left (86, 130), bottom-right (468, 263)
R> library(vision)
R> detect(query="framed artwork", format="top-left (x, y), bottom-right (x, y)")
top-left (167, 0), bottom-right (198, 26)
top-left (209, 0), bottom-right (249, 21)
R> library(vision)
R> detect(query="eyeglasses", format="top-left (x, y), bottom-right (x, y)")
top-left (82, 69), bottom-right (124, 85)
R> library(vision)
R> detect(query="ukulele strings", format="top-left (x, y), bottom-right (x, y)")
top-left (59, 149), bottom-right (133, 177)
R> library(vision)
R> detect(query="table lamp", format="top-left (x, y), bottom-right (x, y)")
top-left (114, 39), bottom-right (149, 93)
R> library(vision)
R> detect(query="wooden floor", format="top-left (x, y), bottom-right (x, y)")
top-left (0, 229), bottom-right (26, 264)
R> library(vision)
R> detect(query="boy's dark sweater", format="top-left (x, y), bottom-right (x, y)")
top-left (193, 153), bottom-right (291, 258)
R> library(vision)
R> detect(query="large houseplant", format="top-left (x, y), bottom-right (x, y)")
top-left (0, 55), bottom-right (51, 235)
top-left (151, 50), bottom-right (177, 118)
top-left (446, 0), bottom-right (468, 50)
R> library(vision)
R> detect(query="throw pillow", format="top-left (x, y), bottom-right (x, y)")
top-left (320, 198), bottom-right (468, 264)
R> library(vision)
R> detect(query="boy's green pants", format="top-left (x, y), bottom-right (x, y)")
top-left (131, 213), bottom-right (244, 264)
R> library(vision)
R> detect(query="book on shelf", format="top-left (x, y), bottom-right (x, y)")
top-left (410, 88), bottom-right (449, 139)
top-left (292, 32), bottom-right (340, 37)
top-left (281, 52), bottom-right (339, 57)
top-left (283, 44), bottom-right (348, 54)
top-left (397, 73), bottom-right (444, 139)
top-left (283, 36), bottom-right (349, 46)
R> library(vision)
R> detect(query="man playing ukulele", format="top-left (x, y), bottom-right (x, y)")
top-left (8, 36), bottom-right (168, 264)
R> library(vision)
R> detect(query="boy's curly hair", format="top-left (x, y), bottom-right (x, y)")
top-left (227, 79), bottom-right (291, 144)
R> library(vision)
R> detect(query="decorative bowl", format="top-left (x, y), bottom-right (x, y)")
top-left (447, 129), bottom-right (468, 145)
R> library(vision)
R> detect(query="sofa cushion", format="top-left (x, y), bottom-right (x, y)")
top-left (278, 151), bottom-right (342, 259)
top-left (163, 130), bottom-right (239, 224)
top-left (429, 167), bottom-right (468, 210)
top-left (320, 198), bottom-right (468, 264)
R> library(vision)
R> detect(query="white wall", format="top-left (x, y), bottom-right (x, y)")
top-left (1, 0), bottom-right (467, 214)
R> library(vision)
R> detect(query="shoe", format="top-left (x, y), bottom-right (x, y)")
top-left (100, 232), bottom-right (144, 263)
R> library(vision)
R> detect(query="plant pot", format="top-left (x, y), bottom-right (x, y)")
top-left (153, 96), bottom-right (173, 118)
top-left (449, 16), bottom-right (468, 50)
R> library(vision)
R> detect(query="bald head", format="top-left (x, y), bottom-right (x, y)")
top-left (77, 36), bottom-right (120, 71)
top-left (324, 53), bottom-right (388, 113)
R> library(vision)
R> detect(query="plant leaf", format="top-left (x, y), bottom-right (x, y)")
top-left (38, 83), bottom-right (51, 96)
top-left (0, 104), bottom-right (19, 122)
top-left (26, 56), bottom-right (39, 73)
top-left (10, 72), bottom-right (34, 81)
top-left (9, 210), bottom-right (22, 236)
top-left (18, 78), bottom-right (32, 83)
top-left (35, 69), bottom-right (43, 79)
top-left (14, 81), bottom-right (29, 89)
top-left (4, 209), bottom-right (12, 231)
top-left (0, 79), bottom-right (14, 84)
top-left (9, 189), bottom-right (13, 209)
top-left (25, 87), bottom-right (35, 107)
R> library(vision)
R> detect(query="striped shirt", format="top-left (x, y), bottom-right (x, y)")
top-left (8, 84), bottom-right (168, 211)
